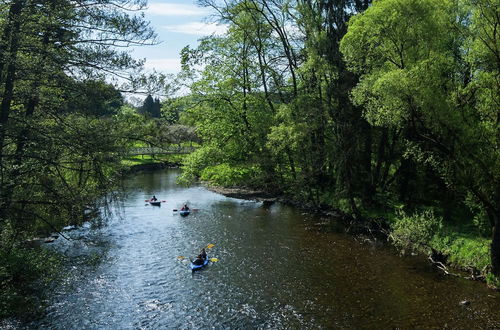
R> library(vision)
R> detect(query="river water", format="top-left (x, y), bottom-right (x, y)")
top-left (19, 169), bottom-right (500, 328)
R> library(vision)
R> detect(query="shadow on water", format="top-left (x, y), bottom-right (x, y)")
top-left (6, 169), bottom-right (499, 329)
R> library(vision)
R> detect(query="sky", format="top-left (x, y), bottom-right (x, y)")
top-left (132, 0), bottom-right (226, 75)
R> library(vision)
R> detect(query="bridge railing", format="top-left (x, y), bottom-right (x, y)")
top-left (128, 146), bottom-right (196, 156)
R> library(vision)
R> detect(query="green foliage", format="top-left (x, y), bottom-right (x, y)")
top-left (430, 232), bottom-right (490, 271)
top-left (464, 192), bottom-right (493, 237)
top-left (485, 273), bottom-right (500, 289)
top-left (390, 209), bottom-right (442, 254)
top-left (65, 80), bottom-right (124, 117)
top-left (200, 163), bottom-right (263, 187)
top-left (0, 0), bottom-right (159, 318)
top-left (341, 0), bottom-right (500, 274)
top-left (0, 246), bottom-right (62, 318)
top-left (122, 0), bottom-right (500, 283)
top-left (178, 146), bottom-right (224, 185)
top-left (139, 95), bottom-right (161, 118)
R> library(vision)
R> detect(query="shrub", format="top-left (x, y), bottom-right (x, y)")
top-left (200, 163), bottom-right (263, 187)
top-left (390, 209), bottom-right (442, 254)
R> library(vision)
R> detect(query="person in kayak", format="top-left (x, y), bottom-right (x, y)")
top-left (193, 254), bottom-right (205, 265)
top-left (181, 204), bottom-right (189, 211)
top-left (151, 195), bottom-right (157, 202)
top-left (200, 248), bottom-right (207, 260)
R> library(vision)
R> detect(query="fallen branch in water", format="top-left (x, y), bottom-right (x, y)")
top-left (427, 255), bottom-right (486, 281)
top-left (428, 255), bottom-right (461, 277)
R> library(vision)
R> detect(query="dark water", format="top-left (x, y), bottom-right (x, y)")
top-left (14, 170), bottom-right (500, 328)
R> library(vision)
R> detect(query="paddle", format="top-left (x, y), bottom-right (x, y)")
top-left (178, 256), bottom-right (219, 262)
top-left (145, 199), bottom-right (166, 202)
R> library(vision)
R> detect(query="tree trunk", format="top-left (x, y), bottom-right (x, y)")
top-left (361, 119), bottom-right (373, 201)
top-left (0, 0), bottom-right (24, 165)
top-left (374, 127), bottom-right (388, 186)
top-left (0, 0), bottom-right (25, 224)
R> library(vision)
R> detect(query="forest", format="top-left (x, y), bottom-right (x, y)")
top-left (0, 0), bottom-right (498, 319)
top-left (178, 0), bottom-right (499, 285)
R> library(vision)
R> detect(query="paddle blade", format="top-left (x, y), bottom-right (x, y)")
top-left (162, 200), bottom-right (166, 202)
top-left (210, 258), bottom-right (218, 262)
top-left (206, 243), bottom-right (215, 249)
top-left (177, 256), bottom-right (185, 260)
top-left (173, 209), bottom-right (178, 212)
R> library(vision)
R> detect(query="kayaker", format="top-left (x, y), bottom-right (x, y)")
top-left (200, 248), bottom-right (207, 260)
top-left (193, 254), bottom-right (204, 265)
top-left (181, 204), bottom-right (189, 211)
top-left (151, 195), bottom-right (157, 202)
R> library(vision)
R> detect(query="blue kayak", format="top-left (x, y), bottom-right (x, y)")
top-left (179, 209), bottom-right (190, 216)
top-left (190, 257), bottom-right (209, 271)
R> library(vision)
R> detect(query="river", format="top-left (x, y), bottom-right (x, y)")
top-left (19, 169), bottom-right (500, 328)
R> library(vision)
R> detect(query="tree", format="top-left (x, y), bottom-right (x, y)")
top-left (340, 0), bottom-right (500, 275)
top-left (0, 0), bottom-right (155, 240)
top-left (65, 80), bottom-right (124, 117)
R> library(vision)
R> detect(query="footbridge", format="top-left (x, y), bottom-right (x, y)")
top-left (128, 146), bottom-right (196, 156)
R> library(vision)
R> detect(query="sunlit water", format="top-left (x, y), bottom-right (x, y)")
top-left (13, 170), bottom-right (500, 328)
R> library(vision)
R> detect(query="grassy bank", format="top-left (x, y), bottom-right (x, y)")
top-left (386, 208), bottom-right (499, 288)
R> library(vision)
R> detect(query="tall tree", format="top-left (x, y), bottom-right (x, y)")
top-left (0, 0), bottom-right (156, 239)
top-left (340, 0), bottom-right (500, 274)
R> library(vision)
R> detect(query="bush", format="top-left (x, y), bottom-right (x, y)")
top-left (178, 146), bottom-right (222, 185)
top-left (200, 163), bottom-right (263, 187)
top-left (390, 209), bottom-right (442, 254)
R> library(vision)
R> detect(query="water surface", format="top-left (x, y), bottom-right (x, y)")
top-left (21, 170), bottom-right (500, 328)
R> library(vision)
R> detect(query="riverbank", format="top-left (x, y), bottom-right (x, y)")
top-left (205, 183), bottom-right (499, 289)
top-left (122, 161), bottom-right (180, 174)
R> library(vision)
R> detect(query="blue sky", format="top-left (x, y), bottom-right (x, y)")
top-left (132, 0), bottom-right (226, 74)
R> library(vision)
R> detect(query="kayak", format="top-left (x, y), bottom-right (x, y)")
top-left (190, 257), bottom-right (209, 271)
top-left (179, 209), bottom-right (190, 216)
top-left (149, 201), bottom-right (161, 206)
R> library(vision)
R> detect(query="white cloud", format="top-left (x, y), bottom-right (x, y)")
top-left (144, 58), bottom-right (181, 73)
top-left (145, 3), bottom-right (209, 16)
top-left (162, 22), bottom-right (228, 36)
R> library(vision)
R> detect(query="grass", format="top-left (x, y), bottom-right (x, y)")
top-left (429, 225), bottom-right (491, 272)
top-left (382, 207), bottom-right (497, 287)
